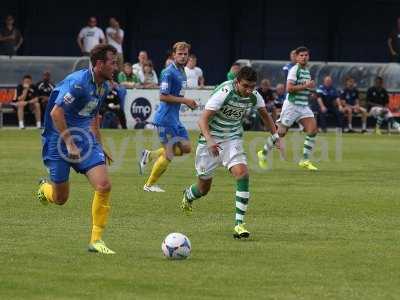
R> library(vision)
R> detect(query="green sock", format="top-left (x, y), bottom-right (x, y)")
top-left (303, 134), bottom-right (316, 160)
top-left (184, 184), bottom-right (203, 202)
top-left (262, 133), bottom-right (279, 156)
top-left (235, 177), bottom-right (249, 225)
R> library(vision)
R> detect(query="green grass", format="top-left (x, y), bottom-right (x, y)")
top-left (1, 129), bottom-right (400, 299)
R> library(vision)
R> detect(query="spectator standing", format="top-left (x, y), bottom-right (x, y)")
top-left (388, 17), bottom-right (400, 63)
top-left (77, 17), bottom-right (105, 56)
top-left (36, 71), bottom-right (55, 116)
top-left (185, 54), bottom-right (204, 88)
top-left (367, 76), bottom-right (400, 134)
top-left (340, 77), bottom-right (368, 133)
top-left (106, 17), bottom-right (124, 71)
top-left (138, 60), bottom-right (158, 89)
top-left (132, 50), bottom-right (148, 75)
top-left (0, 15), bottom-right (23, 56)
top-left (316, 75), bottom-right (344, 132)
top-left (14, 75), bottom-right (41, 129)
top-left (117, 62), bottom-right (140, 89)
top-left (227, 62), bottom-right (241, 80)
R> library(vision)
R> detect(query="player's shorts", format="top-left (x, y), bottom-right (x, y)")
top-left (42, 132), bottom-right (105, 184)
top-left (195, 139), bottom-right (247, 179)
top-left (277, 100), bottom-right (314, 127)
top-left (156, 123), bottom-right (189, 145)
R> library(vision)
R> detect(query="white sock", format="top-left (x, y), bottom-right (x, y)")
top-left (362, 122), bottom-right (366, 130)
top-left (348, 123), bottom-right (352, 129)
top-left (19, 121), bottom-right (24, 128)
top-left (36, 121), bottom-right (41, 128)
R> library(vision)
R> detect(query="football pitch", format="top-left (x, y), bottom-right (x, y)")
top-left (1, 129), bottom-right (400, 299)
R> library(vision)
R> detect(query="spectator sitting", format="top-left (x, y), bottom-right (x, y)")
top-left (106, 17), bottom-right (124, 71)
top-left (100, 88), bottom-right (127, 129)
top-left (367, 76), bottom-right (400, 134)
top-left (14, 75), bottom-right (41, 129)
top-left (138, 60), bottom-right (158, 89)
top-left (185, 54), bottom-right (204, 88)
top-left (36, 71), bottom-right (55, 117)
top-left (118, 62), bottom-right (140, 89)
top-left (316, 75), bottom-right (345, 132)
top-left (257, 79), bottom-right (277, 121)
top-left (388, 17), bottom-right (400, 63)
top-left (0, 15), bottom-right (23, 56)
top-left (274, 83), bottom-right (286, 109)
top-left (340, 77), bottom-right (368, 133)
top-left (227, 62), bottom-right (241, 80)
top-left (77, 16), bottom-right (105, 56)
top-left (132, 50), bottom-right (148, 75)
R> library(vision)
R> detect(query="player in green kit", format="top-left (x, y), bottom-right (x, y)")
top-left (258, 46), bottom-right (318, 171)
top-left (181, 66), bottom-right (279, 239)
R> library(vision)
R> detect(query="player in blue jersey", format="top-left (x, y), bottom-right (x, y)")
top-left (282, 49), bottom-right (297, 81)
top-left (139, 42), bottom-right (198, 192)
top-left (36, 44), bottom-right (119, 254)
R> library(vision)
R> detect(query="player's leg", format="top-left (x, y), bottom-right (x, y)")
top-left (345, 105), bottom-right (353, 131)
top-left (258, 101), bottom-right (291, 169)
top-left (298, 113), bottom-right (318, 171)
top-left (86, 164), bottom-right (115, 254)
top-left (369, 106), bottom-right (383, 134)
top-left (37, 159), bottom-right (71, 205)
top-left (230, 163), bottom-right (251, 239)
top-left (182, 142), bottom-right (219, 213)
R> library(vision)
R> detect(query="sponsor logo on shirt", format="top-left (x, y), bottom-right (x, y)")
top-left (63, 92), bottom-right (75, 104)
top-left (160, 82), bottom-right (168, 91)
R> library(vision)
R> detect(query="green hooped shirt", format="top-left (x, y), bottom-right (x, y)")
top-left (286, 63), bottom-right (311, 105)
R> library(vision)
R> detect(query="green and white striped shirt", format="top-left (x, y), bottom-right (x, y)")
top-left (199, 80), bottom-right (265, 143)
top-left (286, 64), bottom-right (311, 105)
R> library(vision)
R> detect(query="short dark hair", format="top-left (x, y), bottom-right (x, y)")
top-left (237, 66), bottom-right (257, 82)
top-left (23, 74), bottom-right (32, 80)
top-left (90, 44), bottom-right (117, 67)
top-left (375, 76), bottom-right (383, 82)
top-left (189, 54), bottom-right (197, 60)
top-left (295, 46), bottom-right (309, 54)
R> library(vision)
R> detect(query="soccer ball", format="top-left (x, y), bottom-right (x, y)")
top-left (161, 233), bottom-right (191, 259)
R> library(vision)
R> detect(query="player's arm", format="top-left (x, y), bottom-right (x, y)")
top-left (198, 109), bottom-right (220, 157)
top-left (388, 35), bottom-right (397, 56)
top-left (258, 107), bottom-right (277, 135)
top-left (90, 114), bottom-right (113, 164)
top-left (286, 66), bottom-right (315, 93)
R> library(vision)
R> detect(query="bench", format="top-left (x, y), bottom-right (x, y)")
top-left (0, 87), bottom-right (17, 128)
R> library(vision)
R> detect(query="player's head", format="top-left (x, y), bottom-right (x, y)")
top-left (88, 16), bottom-right (97, 27)
top-left (345, 77), bottom-right (355, 88)
top-left (374, 76), bottom-right (384, 88)
top-left (90, 44), bottom-right (117, 81)
top-left (290, 50), bottom-right (297, 63)
top-left (231, 62), bottom-right (241, 75)
top-left (22, 74), bottom-right (32, 87)
top-left (187, 54), bottom-right (197, 68)
top-left (259, 78), bottom-right (271, 91)
top-left (138, 51), bottom-right (148, 64)
top-left (236, 66), bottom-right (257, 97)
top-left (323, 75), bottom-right (333, 87)
top-left (43, 71), bottom-right (51, 82)
top-left (295, 46), bottom-right (310, 66)
top-left (5, 15), bottom-right (14, 26)
top-left (172, 41), bottom-right (191, 66)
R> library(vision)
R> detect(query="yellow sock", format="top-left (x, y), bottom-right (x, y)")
top-left (145, 155), bottom-right (170, 186)
top-left (90, 191), bottom-right (111, 244)
top-left (149, 148), bottom-right (164, 161)
top-left (42, 183), bottom-right (54, 203)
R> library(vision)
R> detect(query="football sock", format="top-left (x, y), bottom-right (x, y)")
top-left (145, 154), bottom-right (170, 186)
top-left (303, 134), bottom-right (316, 160)
top-left (262, 133), bottom-right (279, 156)
top-left (376, 116), bottom-right (384, 127)
top-left (184, 184), bottom-right (203, 202)
top-left (149, 148), bottom-right (164, 162)
top-left (42, 182), bottom-right (54, 203)
top-left (348, 123), bottom-right (352, 129)
top-left (235, 177), bottom-right (249, 225)
top-left (90, 191), bottom-right (111, 244)
top-left (362, 122), bottom-right (366, 130)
